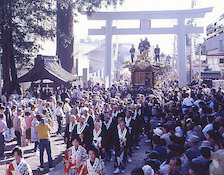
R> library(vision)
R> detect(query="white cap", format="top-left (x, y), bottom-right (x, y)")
top-left (153, 128), bottom-right (163, 137)
top-left (82, 107), bottom-right (89, 112)
top-left (142, 165), bottom-right (155, 175)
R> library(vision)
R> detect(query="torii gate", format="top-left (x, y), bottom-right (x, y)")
top-left (82, 7), bottom-right (212, 88)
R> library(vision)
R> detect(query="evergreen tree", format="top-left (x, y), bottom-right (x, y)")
top-left (0, 0), bottom-right (124, 93)
top-left (0, 0), bottom-right (56, 93)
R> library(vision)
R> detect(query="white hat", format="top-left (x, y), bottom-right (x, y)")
top-left (82, 107), bottom-right (89, 112)
top-left (65, 98), bottom-right (70, 102)
top-left (142, 165), bottom-right (155, 175)
top-left (153, 128), bottom-right (163, 137)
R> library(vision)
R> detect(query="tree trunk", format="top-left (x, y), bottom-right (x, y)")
top-left (10, 51), bottom-right (20, 93)
top-left (0, 0), bottom-right (12, 94)
top-left (56, 0), bottom-right (74, 74)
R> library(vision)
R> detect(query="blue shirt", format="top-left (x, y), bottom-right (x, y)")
top-left (153, 145), bottom-right (167, 162)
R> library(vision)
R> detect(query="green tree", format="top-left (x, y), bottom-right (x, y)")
top-left (0, 0), bottom-right (56, 93)
top-left (56, 0), bottom-right (124, 74)
top-left (0, 0), bottom-right (124, 93)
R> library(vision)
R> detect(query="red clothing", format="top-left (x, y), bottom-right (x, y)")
top-left (7, 162), bottom-right (14, 175)
top-left (63, 146), bottom-right (86, 174)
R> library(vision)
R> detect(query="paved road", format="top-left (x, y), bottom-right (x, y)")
top-left (50, 138), bottom-right (149, 175)
top-left (0, 120), bottom-right (150, 175)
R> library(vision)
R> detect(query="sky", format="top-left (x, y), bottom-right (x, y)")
top-left (40, 0), bottom-right (224, 55)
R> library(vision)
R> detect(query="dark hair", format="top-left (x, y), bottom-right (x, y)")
top-left (148, 151), bottom-right (159, 159)
top-left (174, 144), bottom-right (185, 154)
top-left (163, 124), bottom-right (171, 132)
top-left (197, 94), bottom-right (202, 100)
top-left (166, 151), bottom-right (178, 164)
top-left (72, 134), bottom-right (81, 143)
top-left (160, 138), bottom-right (167, 147)
top-left (190, 157), bottom-right (207, 175)
top-left (87, 145), bottom-right (99, 158)
top-left (0, 113), bottom-right (4, 119)
top-left (152, 135), bottom-right (160, 145)
top-left (187, 122), bottom-right (195, 131)
top-left (12, 105), bottom-right (17, 110)
top-left (145, 159), bottom-right (161, 172)
top-left (213, 103), bottom-right (219, 112)
top-left (170, 157), bottom-right (181, 167)
top-left (207, 130), bottom-right (222, 141)
top-left (0, 106), bottom-right (5, 110)
top-left (36, 114), bottom-right (42, 122)
top-left (12, 147), bottom-right (23, 157)
top-left (25, 112), bottom-right (31, 116)
top-left (169, 135), bottom-right (184, 145)
top-left (57, 101), bottom-right (63, 106)
top-left (213, 122), bottom-right (221, 131)
top-left (207, 115), bottom-right (214, 123)
top-left (200, 147), bottom-right (211, 159)
top-left (186, 111), bottom-right (194, 118)
top-left (131, 168), bottom-right (144, 175)
top-left (192, 106), bottom-right (199, 113)
top-left (199, 101), bottom-right (205, 106)
top-left (167, 144), bottom-right (176, 152)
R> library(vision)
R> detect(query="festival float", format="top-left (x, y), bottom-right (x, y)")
top-left (123, 51), bottom-right (166, 87)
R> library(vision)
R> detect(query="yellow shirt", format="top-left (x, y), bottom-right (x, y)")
top-left (35, 124), bottom-right (51, 139)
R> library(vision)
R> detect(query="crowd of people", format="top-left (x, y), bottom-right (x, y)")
top-left (0, 73), bottom-right (224, 175)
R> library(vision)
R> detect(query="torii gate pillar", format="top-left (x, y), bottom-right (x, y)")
top-left (105, 20), bottom-right (113, 88)
top-left (177, 18), bottom-right (187, 87)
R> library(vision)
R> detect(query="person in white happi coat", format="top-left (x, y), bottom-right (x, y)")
top-left (113, 120), bottom-right (131, 174)
top-left (64, 115), bottom-right (76, 149)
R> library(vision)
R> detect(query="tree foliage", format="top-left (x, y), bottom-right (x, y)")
top-left (1, 0), bottom-right (56, 69)
top-left (0, 0), bottom-right (56, 92)
top-left (0, 0), bottom-right (124, 92)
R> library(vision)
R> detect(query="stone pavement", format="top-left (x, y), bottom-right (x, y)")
top-left (50, 138), bottom-right (149, 175)
top-left (0, 121), bottom-right (66, 175)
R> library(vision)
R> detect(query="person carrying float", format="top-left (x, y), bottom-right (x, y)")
top-left (113, 120), bottom-right (131, 174)
top-left (74, 115), bottom-right (92, 149)
top-left (92, 122), bottom-right (105, 157)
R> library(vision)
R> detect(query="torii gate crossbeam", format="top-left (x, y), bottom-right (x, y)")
top-left (82, 7), bottom-right (213, 88)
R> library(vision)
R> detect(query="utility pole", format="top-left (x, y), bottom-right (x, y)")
top-left (173, 34), bottom-right (177, 71)
top-left (189, 0), bottom-right (197, 84)
top-left (199, 45), bottom-right (202, 86)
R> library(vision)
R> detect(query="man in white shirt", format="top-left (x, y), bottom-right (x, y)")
top-left (0, 113), bottom-right (8, 157)
top-left (36, 99), bottom-right (44, 113)
top-left (202, 115), bottom-right (214, 136)
top-left (183, 93), bottom-right (194, 107)
top-left (77, 88), bottom-right (83, 100)
top-left (64, 98), bottom-right (72, 125)
top-left (71, 87), bottom-right (78, 99)
top-left (182, 93), bottom-right (194, 114)
top-left (55, 101), bottom-right (65, 135)
top-left (194, 94), bottom-right (205, 108)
